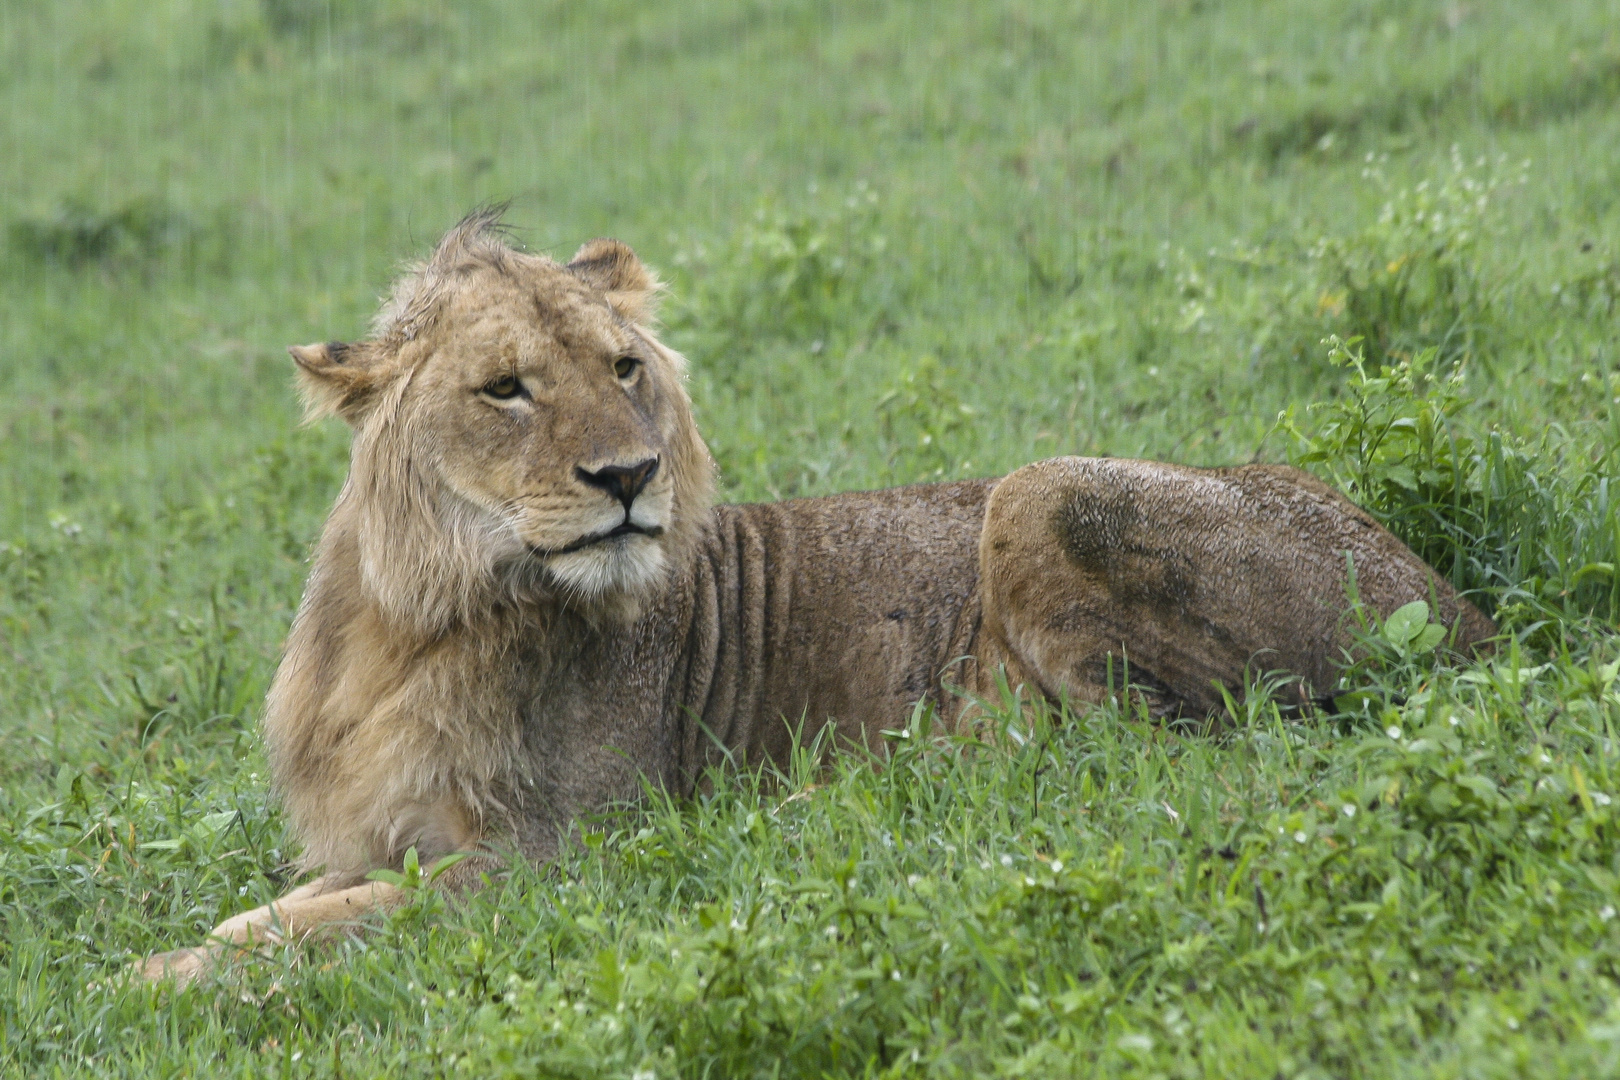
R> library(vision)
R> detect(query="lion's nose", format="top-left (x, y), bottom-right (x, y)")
top-left (576, 457), bottom-right (660, 512)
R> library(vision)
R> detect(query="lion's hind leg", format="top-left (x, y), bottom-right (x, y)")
top-left (136, 876), bottom-right (404, 986)
top-left (979, 457), bottom-right (1494, 719)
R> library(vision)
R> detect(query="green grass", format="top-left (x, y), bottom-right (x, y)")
top-left (4, 0), bottom-right (1620, 1074)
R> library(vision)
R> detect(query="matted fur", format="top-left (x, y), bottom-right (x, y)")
top-left (138, 213), bottom-right (1495, 984)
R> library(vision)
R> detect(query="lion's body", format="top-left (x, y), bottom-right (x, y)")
top-left (268, 479), bottom-right (992, 884)
top-left (139, 214), bottom-right (1494, 983)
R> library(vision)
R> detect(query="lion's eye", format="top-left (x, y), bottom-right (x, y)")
top-left (482, 375), bottom-right (523, 400)
top-left (614, 356), bottom-right (640, 380)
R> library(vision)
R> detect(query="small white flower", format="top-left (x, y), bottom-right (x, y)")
top-left (907, 874), bottom-right (921, 887)
top-left (1342, 804), bottom-right (1358, 818)
top-left (1597, 793), bottom-right (1614, 807)
top-left (1448, 716), bottom-right (1460, 727)
top-left (1000, 854), bottom-right (1013, 867)
top-left (1293, 831), bottom-right (1308, 843)
top-left (1602, 906), bottom-right (1616, 922)
top-left (1387, 726), bottom-right (1403, 740)
top-left (1050, 860), bottom-right (1064, 873)
top-left (1540, 753), bottom-right (1552, 764)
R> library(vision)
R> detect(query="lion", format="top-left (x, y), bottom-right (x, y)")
top-left (138, 210), bottom-right (1494, 983)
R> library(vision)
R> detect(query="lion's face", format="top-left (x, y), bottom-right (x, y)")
top-left (291, 219), bottom-right (713, 627)
top-left (405, 265), bottom-right (691, 599)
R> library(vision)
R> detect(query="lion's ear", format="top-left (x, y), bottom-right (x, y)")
top-left (567, 238), bottom-right (661, 323)
top-left (289, 341), bottom-right (385, 424)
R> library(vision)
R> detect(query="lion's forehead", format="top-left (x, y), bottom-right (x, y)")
top-left (435, 276), bottom-right (625, 361)
top-left (446, 261), bottom-right (608, 320)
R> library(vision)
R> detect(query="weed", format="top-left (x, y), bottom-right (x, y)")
top-left (1277, 335), bottom-right (1620, 629)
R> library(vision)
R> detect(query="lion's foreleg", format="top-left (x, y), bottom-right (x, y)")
top-left (137, 875), bottom-right (406, 986)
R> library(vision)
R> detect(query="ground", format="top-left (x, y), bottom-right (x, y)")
top-left (2, 0), bottom-right (1620, 1076)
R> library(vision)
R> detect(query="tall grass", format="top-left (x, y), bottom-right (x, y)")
top-left (1280, 335), bottom-right (1620, 633)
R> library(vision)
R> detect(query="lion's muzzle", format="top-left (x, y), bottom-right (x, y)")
top-left (575, 456), bottom-right (660, 512)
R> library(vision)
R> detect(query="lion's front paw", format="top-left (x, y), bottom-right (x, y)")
top-left (135, 946), bottom-right (217, 986)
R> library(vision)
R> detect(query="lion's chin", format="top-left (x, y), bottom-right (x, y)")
top-left (542, 534), bottom-right (668, 608)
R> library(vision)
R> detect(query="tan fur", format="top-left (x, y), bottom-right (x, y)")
top-left (138, 213), bottom-right (1494, 984)
top-left (136, 877), bottom-right (404, 983)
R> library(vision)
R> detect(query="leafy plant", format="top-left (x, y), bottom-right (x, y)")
top-left (1281, 335), bottom-right (1473, 563)
top-left (1278, 336), bottom-right (1620, 627)
top-left (1329, 597), bottom-right (1468, 717)
top-left (366, 845), bottom-right (474, 892)
top-left (1380, 599), bottom-right (1450, 656)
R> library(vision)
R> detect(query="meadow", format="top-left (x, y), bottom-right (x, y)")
top-left (3, 0), bottom-right (1620, 1074)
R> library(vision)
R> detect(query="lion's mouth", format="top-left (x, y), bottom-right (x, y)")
top-left (533, 521), bottom-right (665, 558)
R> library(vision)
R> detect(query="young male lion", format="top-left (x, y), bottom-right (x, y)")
top-left (140, 210), bottom-right (1493, 983)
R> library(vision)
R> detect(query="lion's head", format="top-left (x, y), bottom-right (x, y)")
top-left (292, 210), bottom-right (714, 634)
